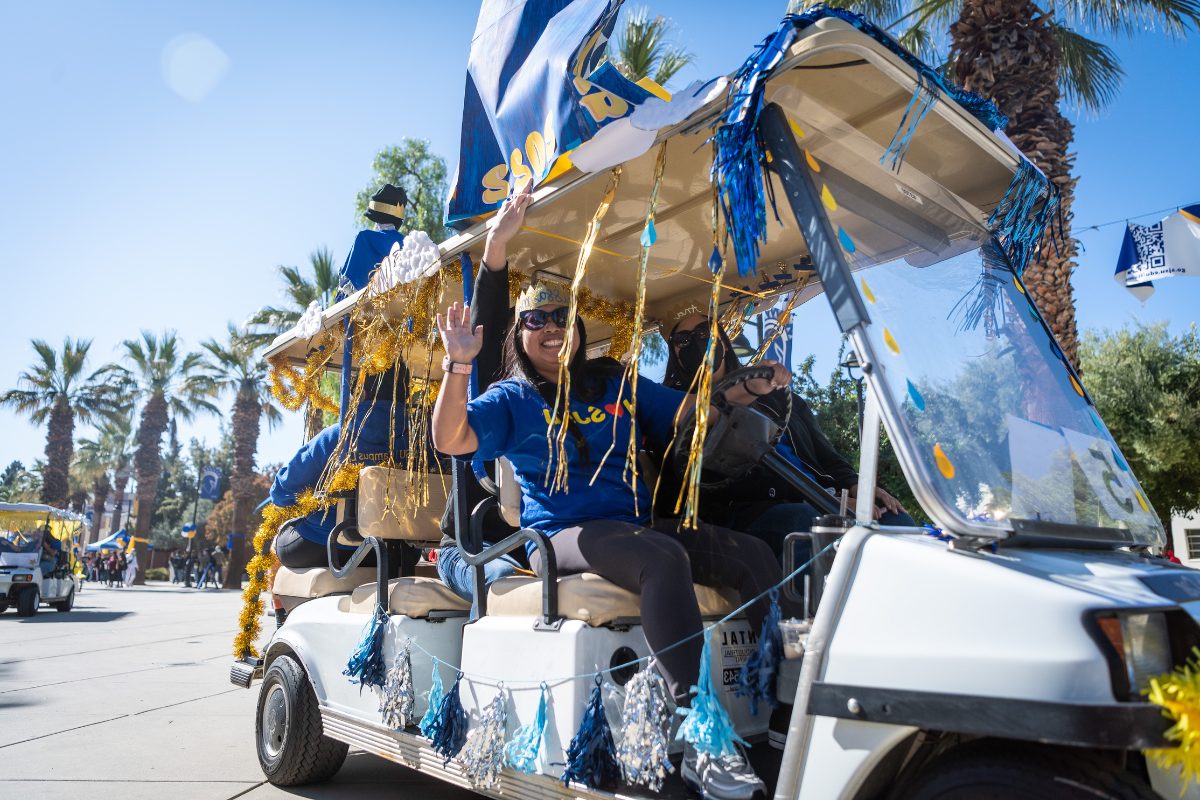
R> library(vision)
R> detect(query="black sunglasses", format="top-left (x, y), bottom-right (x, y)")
top-left (520, 307), bottom-right (570, 331)
top-left (670, 325), bottom-right (712, 349)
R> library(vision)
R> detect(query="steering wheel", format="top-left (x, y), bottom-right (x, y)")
top-left (672, 365), bottom-right (793, 490)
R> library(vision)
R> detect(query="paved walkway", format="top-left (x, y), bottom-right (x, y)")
top-left (0, 581), bottom-right (476, 800)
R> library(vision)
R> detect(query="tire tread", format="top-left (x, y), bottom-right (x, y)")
top-left (257, 655), bottom-right (347, 786)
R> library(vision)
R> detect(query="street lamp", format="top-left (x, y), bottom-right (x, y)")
top-left (841, 351), bottom-right (865, 442)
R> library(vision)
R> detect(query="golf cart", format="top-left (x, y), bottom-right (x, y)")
top-left (0, 503), bottom-right (82, 616)
top-left (233, 8), bottom-right (1194, 799)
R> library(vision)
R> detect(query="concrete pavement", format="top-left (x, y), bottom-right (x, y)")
top-left (0, 580), bottom-right (477, 800)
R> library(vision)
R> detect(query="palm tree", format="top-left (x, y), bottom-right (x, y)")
top-left (606, 5), bottom-right (696, 87)
top-left (0, 461), bottom-right (41, 504)
top-left (101, 331), bottom-right (219, 584)
top-left (1, 338), bottom-right (123, 509)
top-left (246, 247), bottom-right (340, 438)
top-left (793, 0), bottom-right (1199, 366)
top-left (76, 418), bottom-right (137, 544)
top-left (202, 325), bottom-right (282, 590)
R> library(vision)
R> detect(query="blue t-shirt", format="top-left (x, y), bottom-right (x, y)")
top-left (775, 441), bottom-right (819, 482)
top-left (460, 376), bottom-right (687, 538)
top-left (340, 229), bottom-right (405, 292)
top-left (269, 402), bottom-right (408, 545)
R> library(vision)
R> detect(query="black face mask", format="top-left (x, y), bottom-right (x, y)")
top-left (677, 334), bottom-right (724, 381)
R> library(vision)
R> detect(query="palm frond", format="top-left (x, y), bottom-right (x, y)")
top-left (310, 247), bottom-right (338, 305)
top-left (898, 23), bottom-right (941, 63)
top-left (609, 5), bottom-right (694, 87)
top-left (1049, 22), bottom-right (1125, 111)
top-left (1055, 0), bottom-right (1200, 38)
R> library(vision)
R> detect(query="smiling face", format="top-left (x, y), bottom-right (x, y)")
top-left (521, 304), bottom-right (579, 381)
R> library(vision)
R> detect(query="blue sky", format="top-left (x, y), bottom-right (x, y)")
top-left (1, 0), bottom-right (1196, 474)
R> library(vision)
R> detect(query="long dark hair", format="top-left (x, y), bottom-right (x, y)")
top-left (662, 319), bottom-right (741, 392)
top-left (502, 314), bottom-right (622, 469)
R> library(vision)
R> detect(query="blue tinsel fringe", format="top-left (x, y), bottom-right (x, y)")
top-left (426, 672), bottom-right (469, 766)
top-left (735, 588), bottom-right (783, 716)
top-left (342, 602), bottom-right (388, 691)
top-left (561, 676), bottom-right (621, 788)
top-left (987, 159), bottom-right (1059, 277)
top-left (881, 71), bottom-right (939, 172)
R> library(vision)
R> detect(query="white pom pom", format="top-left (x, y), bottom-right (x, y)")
top-left (295, 299), bottom-right (323, 338)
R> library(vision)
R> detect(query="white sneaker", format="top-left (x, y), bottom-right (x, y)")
top-left (681, 741), bottom-right (766, 800)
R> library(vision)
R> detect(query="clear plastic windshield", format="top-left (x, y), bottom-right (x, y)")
top-left (775, 86), bottom-right (1165, 544)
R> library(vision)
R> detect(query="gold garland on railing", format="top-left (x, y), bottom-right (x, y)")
top-left (268, 329), bottom-right (342, 414)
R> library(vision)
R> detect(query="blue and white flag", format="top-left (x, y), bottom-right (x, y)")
top-left (1114, 205), bottom-right (1200, 303)
top-left (199, 466), bottom-right (223, 502)
top-left (762, 296), bottom-right (794, 368)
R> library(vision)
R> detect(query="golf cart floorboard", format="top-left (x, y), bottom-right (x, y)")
top-left (319, 705), bottom-right (782, 800)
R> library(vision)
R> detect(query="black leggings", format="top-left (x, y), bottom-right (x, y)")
top-left (529, 518), bottom-right (800, 705)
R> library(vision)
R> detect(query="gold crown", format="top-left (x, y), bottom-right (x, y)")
top-left (516, 280), bottom-right (569, 314)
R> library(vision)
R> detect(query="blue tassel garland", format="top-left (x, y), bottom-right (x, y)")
top-left (342, 602), bottom-right (389, 691)
top-left (379, 639), bottom-right (415, 729)
top-left (561, 675), bottom-right (621, 788)
top-left (505, 683), bottom-right (549, 774)
top-left (881, 73), bottom-right (938, 172)
top-left (427, 672), bottom-right (470, 766)
top-left (677, 630), bottom-right (749, 758)
top-left (617, 660), bottom-right (674, 790)
top-left (419, 657), bottom-right (445, 737)
top-left (986, 158), bottom-right (1059, 277)
top-left (459, 686), bottom-right (508, 788)
top-left (735, 589), bottom-right (783, 715)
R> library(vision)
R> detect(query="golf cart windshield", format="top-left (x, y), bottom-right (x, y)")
top-left (768, 80), bottom-right (1164, 545)
top-left (0, 527), bottom-right (44, 556)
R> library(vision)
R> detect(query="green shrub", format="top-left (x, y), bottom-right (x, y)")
top-left (145, 567), bottom-right (169, 581)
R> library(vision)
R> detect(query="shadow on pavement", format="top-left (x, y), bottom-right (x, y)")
top-left (263, 751), bottom-right (476, 798)
top-left (0, 610), bottom-right (133, 624)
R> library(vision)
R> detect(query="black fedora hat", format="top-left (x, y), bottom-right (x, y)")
top-left (365, 183), bottom-right (408, 226)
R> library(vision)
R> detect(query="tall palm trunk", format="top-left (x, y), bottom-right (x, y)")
top-left (41, 400), bottom-right (74, 508)
top-left (224, 392), bottom-right (262, 589)
top-left (70, 489), bottom-right (89, 514)
top-left (131, 394), bottom-right (169, 585)
top-left (110, 469), bottom-right (129, 534)
top-left (90, 475), bottom-right (110, 546)
top-left (951, 0), bottom-right (1081, 367)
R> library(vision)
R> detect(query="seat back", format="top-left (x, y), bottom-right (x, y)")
top-left (356, 466), bottom-right (448, 543)
top-left (496, 457), bottom-right (521, 527)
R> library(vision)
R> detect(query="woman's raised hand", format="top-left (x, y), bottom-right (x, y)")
top-left (491, 179), bottom-right (532, 244)
top-left (437, 301), bottom-right (483, 365)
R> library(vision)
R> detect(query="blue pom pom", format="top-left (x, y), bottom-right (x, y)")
top-left (677, 630), bottom-right (749, 758)
top-left (419, 657), bottom-right (445, 737)
top-left (561, 675), bottom-right (620, 788)
top-left (342, 603), bottom-right (388, 691)
top-left (735, 589), bottom-right (782, 715)
top-left (426, 672), bottom-right (469, 766)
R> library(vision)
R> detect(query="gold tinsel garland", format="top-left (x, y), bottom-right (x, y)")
top-left (268, 329), bottom-right (343, 414)
top-left (505, 260), bottom-right (639, 359)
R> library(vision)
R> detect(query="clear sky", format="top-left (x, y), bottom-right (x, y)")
top-left (1, 0), bottom-right (1196, 475)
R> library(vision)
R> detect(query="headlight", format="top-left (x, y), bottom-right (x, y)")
top-left (1096, 611), bottom-right (1173, 697)
top-left (12, 574), bottom-right (32, 582)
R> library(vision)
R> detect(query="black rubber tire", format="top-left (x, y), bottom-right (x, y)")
top-left (16, 587), bottom-right (39, 617)
top-left (255, 654), bottom-right (348, 786)
top-left (896, 742), bottom-right (1159, 800)
top-left (52, 588), bottom-right (73, 612)
top-left (0, 602), bottom-right (8, 614)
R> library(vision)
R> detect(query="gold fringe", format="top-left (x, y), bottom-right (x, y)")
top-left (749, 282), bottom-right (805, 365)
top-left (1145, 649), bottom-right (1200, 790)
top-left (268, 329), bottom-right (343, 414)
top-left (547, 168), bottom-right (622, 493)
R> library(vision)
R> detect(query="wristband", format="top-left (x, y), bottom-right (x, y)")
top-left (441, 356), bottom-right (473, 375)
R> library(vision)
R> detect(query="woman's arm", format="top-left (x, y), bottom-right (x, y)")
top-left (432, 301), bottom-right (484, 455)
top-left (481, 178), bottom-right (532, 271)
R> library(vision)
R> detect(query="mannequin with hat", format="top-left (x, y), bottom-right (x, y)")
top-left (339, 184), bottom-right (410, 293)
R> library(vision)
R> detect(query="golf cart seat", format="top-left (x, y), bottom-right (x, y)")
top-left (334, 465), bottom-right (449, 546)
top-left (273, 565), bottom-right (377, 611)
top-left (486, 573), bottom-right (741, 627)
top-left (342, 576), bottom-right (470, 619)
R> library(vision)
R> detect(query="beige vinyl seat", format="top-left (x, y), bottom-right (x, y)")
top-left (342, 576), bottom-right (471, 618)
top-left (273, 565), bottom-right (378, 612)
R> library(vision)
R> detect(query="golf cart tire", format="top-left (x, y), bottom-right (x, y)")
top-left (895, 741), bottom-right (1158, 800)
top-left (52, 588), bottom-right (73, 612)
top-left (255, 654), bottom-right (347, 786)
top-left (16, 587), bottom-right (39, 617)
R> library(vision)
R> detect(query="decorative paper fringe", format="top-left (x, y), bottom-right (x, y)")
top-left (561, 675), bottom-right (621, 789)
top-left (736, 589), bottom-right (782, 715)
top-left (1145, 648), bottom-right (1200, 790)
top-left (987, 158), bottom-right (1059, 277)
top-left (343, 602), bottom-right (389, 691)
top-left (459, 686), bottom-right (508, 788)
top-left (380, 639), bottom-right (415, 730)
top-left (419, 657), bottom-right (445, 738)
top-left (880, 72), bottom-right (938, 173)
top-left (505, 683), bottom-right (549, 774)
top-left (677, 630), bottom-right (748, 758)
top-left (427, 672), bottom-right (470, 766)
top-left (618, 660), bottom-right (674, 791)
top-left (547, 168), bottom-right (622, 494)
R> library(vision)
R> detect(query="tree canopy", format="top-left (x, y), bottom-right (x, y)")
top-left (354, 139), bottom-right (450, 243)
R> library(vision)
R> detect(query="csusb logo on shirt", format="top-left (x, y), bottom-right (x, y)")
top-left (542, 399), bottom-right (634, 426)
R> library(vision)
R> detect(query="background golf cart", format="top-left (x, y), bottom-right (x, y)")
top-left (0, 503), bottom-right (82, 616)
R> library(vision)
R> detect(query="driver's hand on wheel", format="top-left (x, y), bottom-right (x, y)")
top-left (745, 359), bottom-right (791, 397)
top-left (436, 301), bottom-right (483, 364)
top-left (848, 485), bottom-right (907, 519)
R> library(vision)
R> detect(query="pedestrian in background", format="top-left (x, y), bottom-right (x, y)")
top-left (124, 549), bottom-right (138, 587)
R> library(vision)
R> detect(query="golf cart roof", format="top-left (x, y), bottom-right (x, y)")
top-left (0, 503), bottom-right (81, 522)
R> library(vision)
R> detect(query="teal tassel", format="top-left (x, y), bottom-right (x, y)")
top-left (342, 602), bottom-right (388, 691)
top-left (561, 675), bottom-right (621, 788)
top-left (505, 682), bottom-right (548, 774)
top-left (881, 73), bottom-right (938, 172)
top-left (735, 589), bottom-right (782, 715)
top-left (427, 672), bottom-right (469, 766)
top-left (419, 657), bottom-right (444, 737)
top-left (677, 630), bottom-right (749, 758)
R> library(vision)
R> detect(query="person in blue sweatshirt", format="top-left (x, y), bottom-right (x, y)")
top-left (340, 183), bottom-right (408, 293)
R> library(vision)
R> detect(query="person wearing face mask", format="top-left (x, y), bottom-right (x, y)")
top-left (432, 287), bottom-right (799, 800)
top-left (660, 313), bottom-right (914, 560)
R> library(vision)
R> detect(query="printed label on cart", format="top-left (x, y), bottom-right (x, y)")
top-left (717, 623), bottom-right (758, 693)
top-left (896, 184), bottom-right (923, 204)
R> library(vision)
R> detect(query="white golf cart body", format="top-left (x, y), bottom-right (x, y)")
top-left (0, 503), bottom-right (81, 615)
top-left (239, 13), bottom-right (1194, 800)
